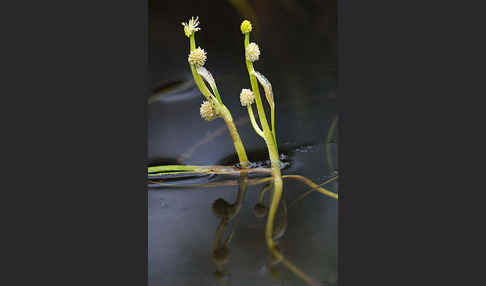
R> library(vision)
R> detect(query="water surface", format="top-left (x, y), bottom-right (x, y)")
top-left (149, 1), bottom-right (338, 285)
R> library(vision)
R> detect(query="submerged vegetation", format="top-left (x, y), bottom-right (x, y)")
top-left (148, 17), bottom-right (338, 286)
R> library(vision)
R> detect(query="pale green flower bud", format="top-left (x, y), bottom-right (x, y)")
top-left (240, 20), bottom-right (252, 34)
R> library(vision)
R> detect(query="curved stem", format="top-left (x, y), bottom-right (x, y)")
top-left (244, 34), bottom-right (272, 142)
top-left (217, 105), bottom-right (249, 167)
top-left (201, 31), bottom-right (317, 285)
top-left (272, 199), bottom-right (287, 240)
top-left (228, 170), bottom-right (248, 220)
top-left (288, 176), bottom-right (339, 208)
top-left (188, 34), bottom-right (248, 167)
top-left (247, 105), bottom-right (264, 138)
top-left (258, 183), bottom-right (272, 203)
top-left (282, 175), bottom-right (338, 199)
top-left (244, 32), bottom-right (301, 283)
top-left (265, 168), bottom-right (283, 249)
top-left (189, 35), bottom-right (217, 102)
top-left (213, 219), bottom-right (228, 249)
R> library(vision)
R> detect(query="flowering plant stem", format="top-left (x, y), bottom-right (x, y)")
top-left (246, 105), bottom-right (264, 138)
top-left (242, 30), bottom-right (290, 277)
top-left (154, 18), bottom-right (340, 286)
top-left (242, 30), bottom-right (319, 286)
top-left (148, 164), bottom-right (338, 200)
top-left (188, 34), bottom-right (249, 168)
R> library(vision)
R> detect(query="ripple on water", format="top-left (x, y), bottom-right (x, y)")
top-left (148, 141), bottom-right (337, 188)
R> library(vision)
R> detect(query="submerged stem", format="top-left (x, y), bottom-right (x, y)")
top-left (283, 175), bottom-right (338, 199)
top-left (258, 183), bottom-right (272, 203)
top-left (288, 176), bottom-right (339, 208)
top-left (243, 30), bottom-right (319, 286)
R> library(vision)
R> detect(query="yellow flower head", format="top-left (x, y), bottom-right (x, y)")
top-left (188, 47), bottom-right (207, 67)
top-left (240, 20), bottom-right (252, 34)
top-left (181, 16), bottom-right (201, 37)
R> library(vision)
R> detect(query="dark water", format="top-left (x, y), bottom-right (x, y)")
top-left (149, 1), bottom-right (337, 285)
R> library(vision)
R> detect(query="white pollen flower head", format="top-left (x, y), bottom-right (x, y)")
top-left (200, 100), bottom-right (218, 121)
top-left (246, 42), bottom-right (260, 62)
top-left (181, 16), bottom-right (201, 38)
top-left (240, 89), bottom-right (255, 106)
top-left (188, 47), bottom-right (207, 67)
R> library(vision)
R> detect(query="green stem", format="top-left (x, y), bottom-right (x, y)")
top-left (217, 105), bottom-right (249, 167)
top-left (244, 33), bottom-right (282, 248)
top-left (148, 165), bottom-right (203, 174)
top-left (271, 104), bottom-right (277, 150)
top-left (247, 105), bottom-right (264, 138)
top-left (228, 170), bottom-right (248, 219)
top-left (258, 183), bottom-right (272, 203)
top-left (188, 34), bottom-right (248, 167)
top-left (244, 31), bottom-right (318, 286)
top-left (282, 175), bottom-right (338, 200)
top-left (288, 176), bottom-right (339, 208)
top-left (213, 219), bottom-right (228, 249)
top-left (147, 164), bottom-right (272, 177)
top-left (189, 38), bottom-right (214, 102)
top-left (189, 35), bottom-right (222, 103)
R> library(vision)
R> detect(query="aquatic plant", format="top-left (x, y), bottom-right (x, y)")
top-left (148, 17), bottom-right (339, 286)
top-left (180, 16), bottom-right (249, 167)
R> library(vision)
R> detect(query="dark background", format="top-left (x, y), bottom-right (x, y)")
top-left (3, 0), bottom-right (479, 285)
top-left (149, 0), bottom-right (337, 165)
top-left (149, 1), bottom-right (339, 285)
top-left (150, 0), bottom-right (336, 89)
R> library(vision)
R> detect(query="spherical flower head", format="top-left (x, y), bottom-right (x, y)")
top-left (181, 16), bottom-right (201, 38)
top-left (200, 100), bottom-right (218, 121)
top-left (240, 20), bottom-right (252, 34)
top-left (188, 47), bottom-right (206, 67)
top-left (240, 88), bottom-right (255, 106)
top-left (246, 42), bottom-right (260, 62)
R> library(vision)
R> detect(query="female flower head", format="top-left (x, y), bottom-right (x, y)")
top-left (240, 88), bottom-right (255, 106)
top-left (246, 42), bottom-right (260, 62)
top-left (188, 47), bottom-right (207, 67)
top-left (200, 100), bottom-right (218, 121)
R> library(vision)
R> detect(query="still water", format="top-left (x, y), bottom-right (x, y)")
top-left (149, 1), bottom-right (337, 285)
